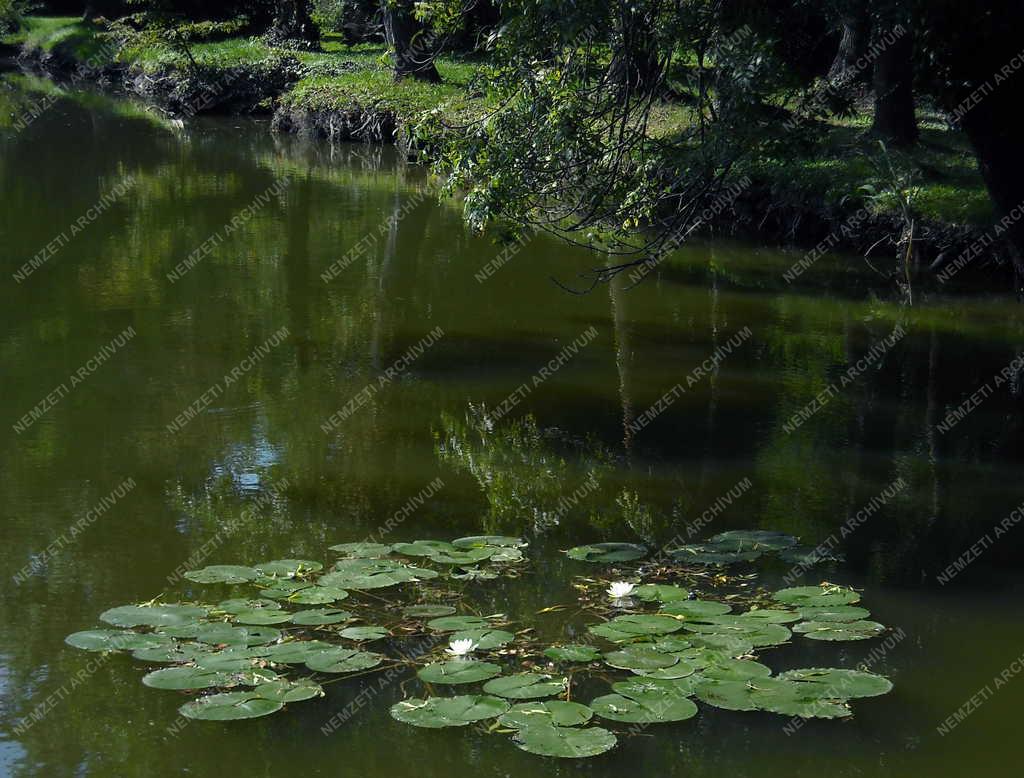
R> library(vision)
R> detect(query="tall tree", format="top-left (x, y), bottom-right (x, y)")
top-left (827, 0), bottom-right (871, 83)
top-left (381, 0), bottom-right (441, 81)
top-left (870, 1), bottom-right (918, 145)
top-left (267, 0), bottom-right (320, 47)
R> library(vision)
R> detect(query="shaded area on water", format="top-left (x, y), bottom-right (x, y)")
top-left (1, 75), bottom-right (1023, 777)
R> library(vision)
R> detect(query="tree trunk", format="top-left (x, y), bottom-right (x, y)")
top-left (827, 8), bottom-right (871, 84)
top-left (871, 20), bottom-right (918, 145)
top-left (608, 6), bottom-right (661, 97)
top-left (269, 0), bottom-right (320, 49)
top-left (959, 88), bottom-right (1024, 284)
top-left (381, 0), bottom-right (441, 82)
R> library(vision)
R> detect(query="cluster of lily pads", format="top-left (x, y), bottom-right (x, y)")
top-left (65, 530), bottom-right (894, 760)
top-left (567, 529), bottom-right (841, 567)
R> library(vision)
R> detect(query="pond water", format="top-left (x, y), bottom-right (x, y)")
top-left (1, 73), bottom-right (1023, 777)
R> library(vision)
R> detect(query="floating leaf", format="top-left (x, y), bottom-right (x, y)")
top-left (330, 542), bottom-right (393, 558)
top-left (634, 584), bottom-right (691, 602)
top-left (286, 586), bottom-right (349, 605)
top-left (143, 667), bottom-right (237, 690)
top-left (740, 608), bottom-right (801, 623)
top-left (483, 673), bottom-right (567, 699)
top-left (322, 559), bottom-right (438, 590)
top-left (697, 657), bottom-right (773, 682)
top-left (778, 545), bottom-right (842, 566)
top-left (450, 567), bottom-right (499, 581)
top-left (217, 598), bottom-right (280, 614)
top-left (604, 646), bottom-right (679, 671)
top-left (659, 600), bottom-right (732, 618)
top-left (708, 530), bottom-right (799, 550)
top-left (417, 660), bottom-right (501, 685)
top-left (253, 678), bottom-right (325, 702)
top-left (390, 695), bottom-right (509, 728)
top-left (543, 645), bottom-right (601, 663)
top-left (451, 628), bottom-right (514, 650)
top-left (392, 540), bottom-right (455, 557)
top-left (513, 723), bottom-right (617, 758)
top-left (566, 543), bottom-right (647, 563)
top-left (603, 614), bottom-right (684, 636)
top-left (777, 668), bottom-right (893, 699)
top-left (290, 608), bottom-right (352, 626)
top-left (682, 617), bottom-right (792, 647)
top-left (488, 547), bottom-right (526, 563)
top-left (426, 615), bottom-right (490, 632)
top-left (452, 536), bottom-right (527, 549)
top-left (591, 692), bottom-right (698, 724)
top-left (305, 647), bottom-right (384, 673)
top-left (668, 544), bottom-right (762, 565)
top-left (772, 585), bottom-right (860, 608)
top-left (180, 692), bottom-right (283, 721)
top-left (261, 640), bottom-right (334, 664)
top-left (232, 608), bottom-right (292, 626)
top-left (694, 679), bottom-right (759, 711)
top-left (429, 548), bottom-right (496, 565)
top-left (685, 634), bottom-right (754, 656)
top-left (796, 606), bottom-right (870, 622)
top-left (100, 604), bottom-right (207, 629)
top-left (746, 678), bottom-right (853, 719)
top-left (500, 701), bottom-right (593, 729)
top-left (132, 642), bottom-right (214, 664)
top-left (183, 565), bottom-right (260, 585)
top-left (793, 620), bottom-right (886, 641)
top-left (253, 559), bottom-right (323, 577)
top-left (403, 604), bottom-right (456, 618)
top-left (66, 630), bottom-right (175, 653)
top-left (612, 677), bottom-right (700, 700)
top-left (193, 648), bottom-right (262, 672)
top-left (192, 623), bottom-right (281, 646)
top-left (340, 626), bottom-right (389, 641)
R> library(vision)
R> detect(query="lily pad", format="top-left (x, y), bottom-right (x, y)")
top-left (513, 723), bottom-right (617, 758)
top-left (603, 614), bottom-right (684, 636)
top-left (417, 660), bottom-right (502, 685)
top-left (217, 598), bottom-right (280, 614)
top-left (261, 640), bottom-right (334, 663)
top-left (709, 530), bottom-right (799, 550)
top-left (694, 679), bottom-right (760, 711)
top-left (697, 657), bottom-right (773, 682)
top-left (290, 608), bottom-right (352, 626)
top-left (483, 673), bottom-right (567, 699)
top-left (566, 543), bottom-right (647, 563)
top-left (668, 544), bottom-right (763, 565)
top-left (452, 536), bottom-right (527, 549)
top-left (426, 615), bottom-right (490, 632)
top-left (777, 668), bottom-right (894, 699)
top-left (132, 642), bottom-right (214, 664)
top-left (305, 647), bottom-right (384, 673)
top-left (591, 693), bottom-right (698, 724)
top-left (253, 677), bottom-right (325, 702)
top-left (180, 692), bottom-right (283, 721)
top-left (142, 667), bottom-right (235, 690)
top-left (796, 606), bottom-right (871, 622)
top-left (253, 559), bottom-right (323, 577)
top-left (612, 676), bottom-right (700, 700)
top-left (543, 645), bottom-right (601, 663)
top-left (793, 620), bottom-right (886, 641)
top-left (772, 585), bottom-right (861, 608)
top-left (100, 604), bottom-right (207, 629)
top-left (604, 646), bottom-right (680, 671)
top-left (232, 608), bottom-right (292, 626)
top-left (740, 608), bottom-right (801, 624)
top-left (634, 584), bottom-right (692, 602)
top-left (659, 600), bottom-right (732, 618)
top-left (390, 695), bottom-right (509, 728)
top-left (499, 701), bottom-right (593, 729)
top-left (321, 559), bottom-right (438, 590)
top-left (428, 548), bottom-right (496, 565)
top-left (451, 628), bottom-right (514, 650)
top-left (183, 565), bottom-right (260, 585)
top-left (330, 542), bottom-right (393, 558)
top-left (286, 586), bottom-right (350, 605)
top-left (392, 540), bottom-right (456, 557)
top-left (340, 626), bottom-right (389, 641)
top-left (66, 630), bottom-right (175, 653)
top-left (403, 604), bottom-right (457, 619)
top-left (192, 623), bottom-right (282, 646)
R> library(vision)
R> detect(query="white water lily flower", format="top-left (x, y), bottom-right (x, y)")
top-left (446, 638), bottom-right (478, 657)
top-left (607, 582), bottom-right (636, 599)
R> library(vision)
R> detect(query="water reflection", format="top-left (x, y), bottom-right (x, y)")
top-left (1, 75), bottom-right (1024, 778)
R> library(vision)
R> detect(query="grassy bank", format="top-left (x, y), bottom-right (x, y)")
top-left (5, 16), bottom-right (996, 262)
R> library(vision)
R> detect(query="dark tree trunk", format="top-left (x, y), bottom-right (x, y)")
top-left (871, 19), bottom-right (918, 146)
top-left (608, 7), bottom-right (661, 97)
top-left (381, 0), bottom-right (441, 82)
top-left (827, 7), bottom-right (871, 84)
top-left (959, 89), bottom-right (1024, 282)
top-left (269, 0), bottom-right (320, 48)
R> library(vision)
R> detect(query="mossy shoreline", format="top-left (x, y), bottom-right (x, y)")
top-left (5, 16), bottom-right (1009, 286)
